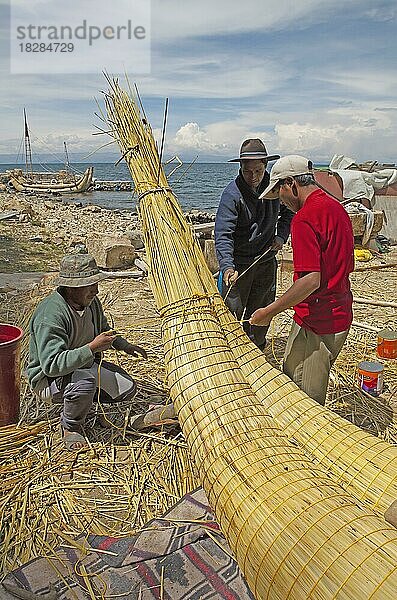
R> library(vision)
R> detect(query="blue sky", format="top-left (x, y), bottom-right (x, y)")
top-left (0, 0), bottom-right (396, 163)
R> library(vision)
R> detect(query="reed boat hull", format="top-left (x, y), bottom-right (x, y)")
top-left (9, 166), bottom-right (94, 194)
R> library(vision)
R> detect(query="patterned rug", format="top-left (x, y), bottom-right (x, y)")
top-left (2, 489), bottom-right (254, 599)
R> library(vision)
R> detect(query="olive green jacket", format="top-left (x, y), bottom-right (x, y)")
top-left (27, 291), bottom-right (130, 389)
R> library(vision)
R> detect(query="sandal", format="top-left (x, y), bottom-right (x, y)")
top-left (128, 404), bottom-right (178, 432)
top-left (62, 430), bottom-right (87, 451)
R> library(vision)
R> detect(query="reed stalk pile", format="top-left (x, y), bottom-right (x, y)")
top-left (104, 77), bottom-right (397, 599)
top-left (0, 421), bottom-right (195, 575)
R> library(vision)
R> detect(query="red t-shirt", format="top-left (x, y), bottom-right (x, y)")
top-left (291, 188), bottom-right (354, 335)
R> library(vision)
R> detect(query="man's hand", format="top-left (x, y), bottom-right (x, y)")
top-left (249, 306), bottom-right (275, 327)
top-left (124, 344), bottom-right (148, 359)
top-left (271, 236), bottom-right (284, 252)
top-left (89, 331), bottom-right (116, 353)
top-left (223, 268), bottom-right (239, 287)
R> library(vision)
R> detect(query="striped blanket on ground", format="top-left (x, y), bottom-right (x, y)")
top-left (2, 489), bottom-right (254, 599)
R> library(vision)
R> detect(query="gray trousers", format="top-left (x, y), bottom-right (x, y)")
top-left (222, 257), bottom-right (277, 348)
top-left (283, 322), bottom-right (349, 405)
top-left (34, 361), bottom-right (136, 432)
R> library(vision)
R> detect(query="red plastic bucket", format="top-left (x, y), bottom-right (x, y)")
top-left (0, 324), bottom-right (24, 427)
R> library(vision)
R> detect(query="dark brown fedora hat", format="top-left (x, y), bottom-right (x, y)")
top-left (228, 138), bottom-right (280, 163)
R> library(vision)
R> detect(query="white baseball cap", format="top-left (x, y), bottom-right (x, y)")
top-left (259, 155), bottom-right (313, 199)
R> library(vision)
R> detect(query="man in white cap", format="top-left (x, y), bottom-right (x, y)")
top-left (28, 253), bottom-right (148, 450)
top-left (215, 139), bottom-right (293, 349)
top-left (250, 155), bottom-right (354, 405)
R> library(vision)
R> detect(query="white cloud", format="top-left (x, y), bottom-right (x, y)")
top-left (151, 0), bottom-right (365, 40)
top-left (140, 55), bottom-right (289, 99)
top-left (171, 120), bottom-right (278, 158)
top-left (364, 7), bottom-right (397, 22)
top-left (273, 104), bottom-right (397, 161)
top-left (0, 74), bottom-right (101, 105)
top-left (318, 69), bottom-right (397, 97)
top-left (30, 132), bottom-right (97, 152)
top-left (167, 98), bottom-right (397, 162)
top-left (275, 122), bottom-right (344, 156)
top-left (0, 128), bottom-right (100, 156)
top-left (174, 122), bottom-right (227, 152)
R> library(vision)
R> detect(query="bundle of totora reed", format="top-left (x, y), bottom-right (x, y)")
top-left (105, 76), bottom-right (397, 599)
top-left (103, 77), bottom-right (397, 515)
top-left (103, 78), bottom-right (397, 517)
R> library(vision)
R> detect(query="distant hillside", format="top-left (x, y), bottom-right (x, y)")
top-left (0, 152), bottom-right (121, 164)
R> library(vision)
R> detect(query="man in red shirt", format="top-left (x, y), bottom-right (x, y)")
top-left (250, 155), bottom-right (354, 405)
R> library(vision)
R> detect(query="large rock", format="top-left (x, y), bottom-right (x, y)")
top-left (86, 234), bottom-right (136, 269)
top-left (125, 228), bottom-right (145, 250)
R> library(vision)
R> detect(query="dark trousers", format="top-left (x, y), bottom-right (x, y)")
top-left (35, 361), bottom-right (136, 432)
top-left (221, 257), bottom-right (277, 348)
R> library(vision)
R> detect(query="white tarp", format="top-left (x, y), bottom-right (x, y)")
top-left (329, 154), bottom-right (397, 203)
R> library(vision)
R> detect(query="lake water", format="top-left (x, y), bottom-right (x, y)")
top-left (1, 162), bottom-right (240, 213)
top-left (2, 161), bottom-right (330, 213)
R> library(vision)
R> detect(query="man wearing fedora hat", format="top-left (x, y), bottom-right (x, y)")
top-left (215, 138), bottom-right (293, 349)
top-left (27, 253), bottom-right (148, 450)
top-left (250, 155), bottom-right (354, 405)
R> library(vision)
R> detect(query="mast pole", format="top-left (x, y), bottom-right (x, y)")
top-left (23, 108), bottom-right (33, 175)
top-left (64, 141), bottom-right (77, 183)
top-left (64, 141), bottom-right (70, 171)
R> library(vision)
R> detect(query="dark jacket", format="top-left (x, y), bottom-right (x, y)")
top-left (215, 174), bottom-right (293, 272)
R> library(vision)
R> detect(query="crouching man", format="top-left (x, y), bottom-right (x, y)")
top-left (27, 253), bottom-right (147, 451)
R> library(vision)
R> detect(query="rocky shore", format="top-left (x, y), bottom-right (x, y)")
top-left (0, 189), bottom-right (215, 274)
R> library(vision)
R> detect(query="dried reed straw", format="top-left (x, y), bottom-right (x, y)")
top-left (0, 421), bottom-right (196, 575)
top-left (104, 76), bottom-right (397, 599)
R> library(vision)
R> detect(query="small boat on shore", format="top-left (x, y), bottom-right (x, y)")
top-left (8, 166), bottom-right (94, 194)
top-left (6, 109), bottom-right (94, 194)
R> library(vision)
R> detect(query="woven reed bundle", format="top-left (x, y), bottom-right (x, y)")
top-left (214, 298), bottom-right (397, 514)
top-left (105, 78), bottom-right (397, 598)
top-left (103, 79), bottom-right (397, 515)
top-left (162, 298), bottom-right (397, 599)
